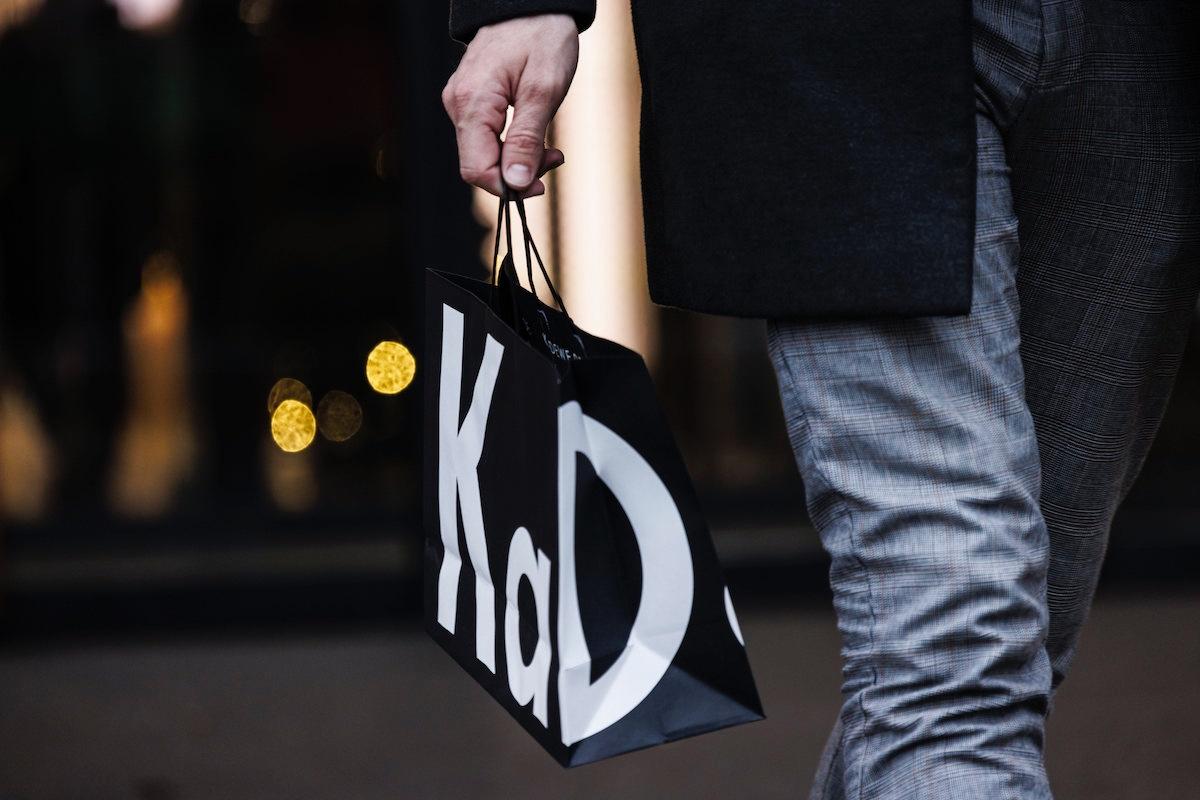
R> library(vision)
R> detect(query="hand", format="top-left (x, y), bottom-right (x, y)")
top-left (442, 14), bottom-right (580, 199)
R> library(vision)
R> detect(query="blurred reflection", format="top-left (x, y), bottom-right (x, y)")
top-left (316, 389), bottom-right (362, 443)
top-left (0, 383), bottom-right (54, 521)
top-left (108, 251), bottom-right (197, 517)
top-left (263, 435), bottom-right (316, 512)
top-left (271, 398), bottom-right (316, 453)
top-left (0, 0), bottom-right (42, 34)
top-left (1, 0), bottom-right (156, 518)
top-left (108, 0), bottom-right (181, 33)
top-left (365, 340), bottom-right (415, 395)
top-left (238, 0), bottom-right (272, 30)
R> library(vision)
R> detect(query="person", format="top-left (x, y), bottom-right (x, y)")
top-left (440, 1), bottom-right (1200, 797)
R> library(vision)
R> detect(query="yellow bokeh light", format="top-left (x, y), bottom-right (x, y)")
top-left (268, 377), bottom-right (312, 415)
top-left (366, 340), bottom-right (416, 395)
top-left (271, 399), bottom-right (316, 453)
top-left (316, 390), bottom-right (363, 442)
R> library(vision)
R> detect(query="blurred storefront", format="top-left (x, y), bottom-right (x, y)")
top-left (0, 0), bottom-right (462, 632)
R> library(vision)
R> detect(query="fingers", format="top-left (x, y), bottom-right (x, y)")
top-left (540, 147), bottom-right (565, 175)
top-left (501, 78), bottom-right (560, 191)
top-left (443, 75), bottom-right (509, 194)
top-left (519, 150), bottom-right (561, 197)
top-left (511, 150), bottom-right (560, 198)
top-left (443, 15), bottom-right (579, 198)
top-left (524, 178), bottom-right (547, 199)
top-left (443, 88), bottom-right (563, 198)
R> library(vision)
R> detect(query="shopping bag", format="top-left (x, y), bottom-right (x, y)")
top-left (424, 195), bottom-right (763, 767)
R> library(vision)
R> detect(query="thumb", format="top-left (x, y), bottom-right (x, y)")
top-left (501, 83), bottom-right (555, 191)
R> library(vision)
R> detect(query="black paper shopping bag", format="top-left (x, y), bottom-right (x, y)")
top-left (423, 195), bottom-right (763, 767)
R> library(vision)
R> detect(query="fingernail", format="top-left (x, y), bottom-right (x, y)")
top-left (504, 164), bottom-right (531, 185)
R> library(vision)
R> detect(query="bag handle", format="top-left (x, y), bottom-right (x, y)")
top-left (490, 189), bottom-right (570, 318)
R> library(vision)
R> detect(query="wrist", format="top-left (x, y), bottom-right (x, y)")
top-left (450, 2), bottom-right (594, 44)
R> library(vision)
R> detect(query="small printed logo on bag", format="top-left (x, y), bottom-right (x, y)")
top-left (520, 310), bottom-right (585, 363)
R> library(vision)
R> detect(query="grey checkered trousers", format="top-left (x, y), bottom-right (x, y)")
top-left (767, 1), bottom-right (1200, 797)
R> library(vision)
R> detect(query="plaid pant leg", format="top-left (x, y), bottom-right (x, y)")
top-left (1009, 0), bottom-right (1200, 688)
top-left (770, 109), bottom-right (1053, 800)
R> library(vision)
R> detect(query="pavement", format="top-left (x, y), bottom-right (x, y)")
top-left (1, 590), bottom-right (1197, 800)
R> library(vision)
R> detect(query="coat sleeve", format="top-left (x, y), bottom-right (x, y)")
top-left (449, 0), bottom-right (596, 44)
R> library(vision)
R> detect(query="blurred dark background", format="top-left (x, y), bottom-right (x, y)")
top-left (0, 1), bottom-right (1197, 798)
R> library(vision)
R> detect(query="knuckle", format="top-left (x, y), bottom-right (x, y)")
top-left (504, 129), bottom-right (544, 153)
top-left (445, 82), bottom-right (476, 114)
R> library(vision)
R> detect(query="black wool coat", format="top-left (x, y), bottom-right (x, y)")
top-left (450, 1), bottom-right (976, 319)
